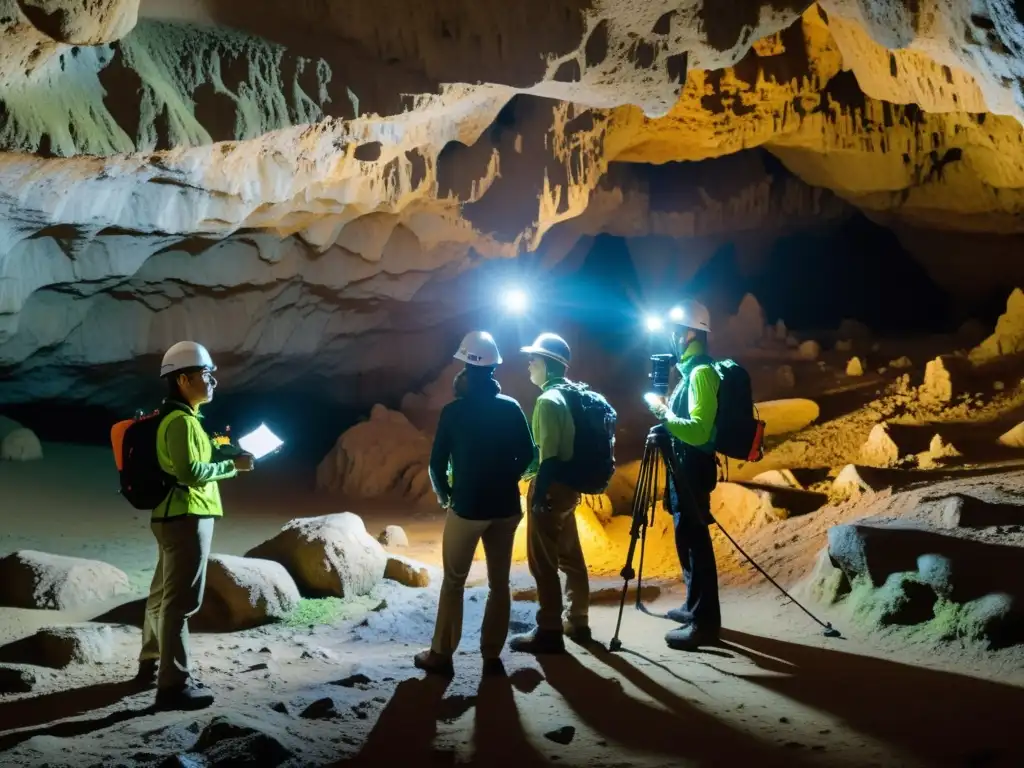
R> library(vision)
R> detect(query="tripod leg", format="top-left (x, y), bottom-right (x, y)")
top-left (610, 441), bottom-right (656, 652)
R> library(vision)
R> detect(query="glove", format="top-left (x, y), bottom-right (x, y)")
top-left (646, 394), bottom-right (669, 420)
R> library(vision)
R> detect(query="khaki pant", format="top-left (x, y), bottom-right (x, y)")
top-left (140, 516), bottom-right (214, 689)
top-left (527, 480), bottom-right (589, 632)
top-left (431, 510), bottom-right (520, 659)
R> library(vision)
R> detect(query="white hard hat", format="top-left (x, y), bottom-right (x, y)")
top-left (160, 341), bottom-right (217, 377)
top-left (668, 300), bottom-right (711, 333)
top-left (454, 331), bottom-right (502, 367)
top-left (520, 332), bottom-right (571, 367)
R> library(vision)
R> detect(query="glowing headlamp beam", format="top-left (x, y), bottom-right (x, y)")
top-left (644, 315), bottom-right (664, 333)
top-left (501, 288), bottom-right (529, 314)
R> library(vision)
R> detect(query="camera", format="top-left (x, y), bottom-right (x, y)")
top-left (648, 353), bottom-right (676, 397)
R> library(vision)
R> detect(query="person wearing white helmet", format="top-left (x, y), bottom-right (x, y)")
top-left (414, 331), bottom-right (535, 676)
top-left (646, 299), bottom-right (722, 650)
top-left (509, 332), bottom-right (592, 655)
top-left (138, 341), bottom-right (254, 710)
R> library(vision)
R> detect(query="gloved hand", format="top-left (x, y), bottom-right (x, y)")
top-left (645, 393), bottom-right (669, 420)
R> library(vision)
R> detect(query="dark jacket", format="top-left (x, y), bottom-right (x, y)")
top-left (428, 370), bottom-right (535, 520)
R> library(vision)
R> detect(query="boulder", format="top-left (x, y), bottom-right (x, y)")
top-left (378, 525), bottom-right (409, 548)
top-left (969, 287), bottom-right (1024, 364)
top-left (193, 555), bottom-right (301, 632)
top-left (194, 714), bottom-right (294, 766)
top-left (859, 423), bottom-right (936, 468)
top-left (751, 469), bottom-right (803, 490)
top-left (1, 427), bottom-right (42, 461)
top-left (0, 550), bottom-right (131, 610)
top-left (920, 355), bottom-right (969, 403)
top-left (757, 398), bottom-right (820, 436)
top-left (888, 356), bottom-right (912, 369)
top-left (733, 481), bottom-right (828, 518)
top-left (0, 415), bottom-right (22, 442)
top-left (831, 464), bottom-right (918, 498)
top-left (316, 405), bottom-right (433, 504)
top-left (383, 555), bottom-right (432, 588)
top-left (916, 434), bottom-right (961, 469)
top-left (845, 357), bottom-right (864, 377)
top-left (998, 422), bottom-right (1024, 448)
top-left (725, 294), bottom-right (766, 348)
top-left (797, 340), bottom-right (821, 361)
top-left (0, 664), bottom-right (40, 694)
top-left (928, 494), bottom-right (1024, 529)
top-left (710, 482), bottom-right (780, 532)
top-left (835, 339), bottom-right (853, 352)
top-left (0, 624), bottom-right (135, 668)
top-left (246, 513), bottom-right (387, 598)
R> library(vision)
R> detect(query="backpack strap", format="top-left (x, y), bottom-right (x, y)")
top-left (154, 408), bottom-right (191, 519)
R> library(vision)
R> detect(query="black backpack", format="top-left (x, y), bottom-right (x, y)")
top-left (552, 381), bottom-right (618, 494)
top-left (701, 358), bottom-right (765, 462)
top-left (113, 406), bottom-right (186, 510)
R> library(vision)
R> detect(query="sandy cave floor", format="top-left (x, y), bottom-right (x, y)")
top-left (1, 437), bottom-right (1024, 767)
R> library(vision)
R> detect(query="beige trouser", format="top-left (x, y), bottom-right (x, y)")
top-left (431, 510), bottom-right (521, 659)
top-left (527, 480), bottom-right (589, 632)
top-left (140, 516), bottom-right (214, 689)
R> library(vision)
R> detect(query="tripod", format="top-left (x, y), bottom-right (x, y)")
top-left (608, 425), bottom-right (840, 652)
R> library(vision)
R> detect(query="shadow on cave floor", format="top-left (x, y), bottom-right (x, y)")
top-left (0, 680), bottom-right (148, 749)
top-left (719, 629), bottom-right (1024, 767)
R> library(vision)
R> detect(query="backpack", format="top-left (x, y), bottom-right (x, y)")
top-left (111, 406), bottom-right (186, 510)
top-left (704, 358), bottom-right (766, 463)
top-left (552, 381), bottom-right (618, 494)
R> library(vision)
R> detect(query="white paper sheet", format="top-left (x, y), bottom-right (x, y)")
top-left (237, 423), bottom-right (284, 460)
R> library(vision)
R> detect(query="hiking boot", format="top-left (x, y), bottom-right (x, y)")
top-left (509, 628), bottom-right (565, 655)
top-left (154, 682), bottom-right (214, 711)
top-left (665, 624), bottom-right (720, 651)
top-left (482, 658), bottom-right (506, 677)
top-left (135, 659), bottom-right (157, 687)
top-left (413, 650), bottom-right (454, 677)
top-left (665, 607), bottom-right (694, 625)
top-left (562, 620), bottom-right (593, 645)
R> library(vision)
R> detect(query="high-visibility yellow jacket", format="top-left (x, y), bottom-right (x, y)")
top-left (152, 401), bottom-right (237, 521)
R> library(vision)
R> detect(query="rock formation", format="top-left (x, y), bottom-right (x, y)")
top-left (4, 2), bottom-right (1024, 405)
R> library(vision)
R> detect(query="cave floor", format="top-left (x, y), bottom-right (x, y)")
top-left (2, 444), bottom-right (1024, 767)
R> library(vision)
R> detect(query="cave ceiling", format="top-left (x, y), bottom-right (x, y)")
top-left (2, 0), bottom-right (1024, 405)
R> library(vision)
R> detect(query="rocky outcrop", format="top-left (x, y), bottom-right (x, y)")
top-left (0, 550), bottom-right (130, 610)
top-left (246, 512), bottom-right (388, 599)
top-left (0, 427), bottom-right (42, 460)
top-left (193, 554), bottom-right (301, 632)
top-left (6, 3), bottom-right (1024, 405)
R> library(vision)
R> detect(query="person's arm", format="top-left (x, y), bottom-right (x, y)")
top-left (512, 404), bottom-right (536, 477)
top-left (165, 416), bottom-right (238, 486)
top-left (664, 366), bottom-right (719, 447)
top-left (531, 396), bottom-right (563, 507)
top-left (428, 408), bottom-right (453, 506)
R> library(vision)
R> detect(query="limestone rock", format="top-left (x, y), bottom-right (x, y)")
top-left (194, 714), bottom-right (294, 766)
top-left (316, 405), bottom-right (432, 505)
top-left (999, 422), bottom-right (1024, 448)
top-left (860, 424), bottom-right (901, 467)
top-left (0, 624), bottom-right (134, 669)
top-left (774, 364), bottom-right (795, 389)
top-left (888, 356), bottom-right (912, 369)
top-left (751, 469), bottom-right (803, 490)
top-left (246, 513), bottom-right (388, 599)
top-left (194, 555), bottom-right (301, 632)
top-left (731, 481), bottom-right (828, 519)
top-left (807, 548), bottom-right (850, 606)
top-left (774, 319), bottom-right (787, 341)
top-left (994, 381), bottom-right (1006, 391)
top-left (921, 355), bottom-right (969, 403)
top-left (15, 0), bottom-right (139, 45)
top-left (930, 494), bottom-right (1024, 529)
top-left (710, 482), bottom-right (779, 533)
top-left (1, 428), bottom-right (42, 461)
top-left (0, 550), bottom-right (130, 610)
top-left (835, 339), bottom-right (853, 352)
top-left (916, 434), bottom-right (961, 469)
top-left (797, 340), bottom-right (821, 361)
top-left (378, 525), bottom-right (409, 548)
top-left (757, 398), bottom-right (820, 436)
top-left (0, 664), bottom-right (40, 694)
top-left (0, 415), bottom-right (22, 442)
top-left (969, 288), bottom-right (1024, 365)
top-left (725, 294), bottom-right (766, 348)
top-left (831, 464), bottom-right (918, 498)
top-left (845, 357), bottom-right (864, 377)
top-left (384, 555), bottom-right (432, 588)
